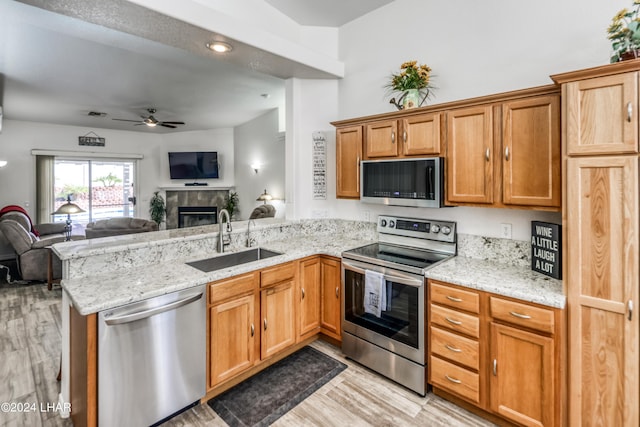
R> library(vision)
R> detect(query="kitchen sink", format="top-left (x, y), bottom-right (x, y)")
top-left (187, 248), bottom-right (283, 272)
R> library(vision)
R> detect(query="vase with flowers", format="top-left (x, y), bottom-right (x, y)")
top-left (386, 60), bottom-right (434, 110)
top-left (608, 1), bottom-right (640, 63)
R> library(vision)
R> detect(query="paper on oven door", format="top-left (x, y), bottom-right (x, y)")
top-left (364, 270), bottom-right (386, 318)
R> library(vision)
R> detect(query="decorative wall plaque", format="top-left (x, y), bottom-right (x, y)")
top-left (531, 221), bottom-right (562, 279)
top-left (79, 132), bottom-right (105, 147)
top-left (312, 131), bottom-right (327, 200)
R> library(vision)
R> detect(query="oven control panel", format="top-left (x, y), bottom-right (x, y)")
top-left (378, 215), bottom-right (456, 243)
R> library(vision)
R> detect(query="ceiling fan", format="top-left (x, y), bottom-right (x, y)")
top-left (112, 108), bottom-right (185, 129)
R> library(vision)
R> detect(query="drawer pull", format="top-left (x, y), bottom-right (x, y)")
top-left (445, 317), bottom-right (462, 326)
top-left (509, 311), bottom-right (532, 319)
top-left (446, 295), bottom-right (463, 303)
top-left (445, 375), bottom-right (462, 384)
top-left (391, 131), bottom-right (396, 144)
top-left (445, 344), bottom-right (462, 353)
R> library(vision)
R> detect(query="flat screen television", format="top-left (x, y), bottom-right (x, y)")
top-left (168, 151), bottom-right (219, 180)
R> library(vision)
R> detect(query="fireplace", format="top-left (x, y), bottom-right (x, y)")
top-left (165, 190), bottom-right (228, 229)
top-left (178, 206), bottom-right (217, 228)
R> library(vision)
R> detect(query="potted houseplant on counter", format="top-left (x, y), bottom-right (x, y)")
top-left (608, 1), bottom-right (640, 62)
top-left (386, 60), bottom-right (434, 110)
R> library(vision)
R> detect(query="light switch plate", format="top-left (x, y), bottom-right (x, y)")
top-left (500, 223), bottom-right (512, 239)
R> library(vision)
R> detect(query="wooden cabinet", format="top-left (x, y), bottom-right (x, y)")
top-left (364, 112), bottom-right (441, 159)
top-left (209, 294), bottom-right (257, 387)
top-left (428, 280), bottom-right (483, 406)
top-left (260, 262), bottom-right (297, 359)
top-left (446, 92), bottom-right (561, 209)
top-left (320, 256), bottom-right (341, 340)
top-left (298, 257), bottom-right (321, 340)
top-left (489, 297), bottom-right (557, 427)
top-left (565, 72), bottom-right (638, 155)
top-left (445, 105), bottom-right (494, 205)
top-left (552, 63), bottom-right (640, 427)
top-left (502, 95), bottom-right (561, 208)
top-left (336, 125), bottom-right (362, 198)
top-left (428, 280), bottom-right (564, 426)
top-left (208, 272), bottom-right (259, 388)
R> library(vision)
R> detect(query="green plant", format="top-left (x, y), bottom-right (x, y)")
top-left (608, 1), bottom-right (640, 62)
top-left (223, 191), bottom-right (239, 221)
top-left (386, 60), bottom-right (434, 109)
top-left (56, 184), bottom-right (88, 199)
top-left (149, 191), bottom-right (166, 225)
top-left (93, 172), bottom-right (122, 187)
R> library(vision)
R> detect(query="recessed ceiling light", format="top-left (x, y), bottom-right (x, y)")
top-left (206, 41), bottom-right (233, 53)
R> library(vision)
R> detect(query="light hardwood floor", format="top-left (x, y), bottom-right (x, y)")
top-left (1, 281), bottom-right (494, 427)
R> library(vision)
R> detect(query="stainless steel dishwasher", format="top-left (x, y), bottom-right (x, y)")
top-left (98, 285), bottom-right (206, 427)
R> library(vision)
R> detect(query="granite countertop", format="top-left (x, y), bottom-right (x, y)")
top-left (62, 234), bottom-right (374, 315)
top-left (425, 256), bottom-right (565, 309)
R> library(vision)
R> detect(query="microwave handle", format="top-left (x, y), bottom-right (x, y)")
top-left (342, 259), bottom-right (424, 288)
top-left (427, 165), bottom-right (434, 199)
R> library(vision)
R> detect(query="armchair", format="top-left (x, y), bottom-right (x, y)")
top-left (0, 214), bottom-right (84, 282)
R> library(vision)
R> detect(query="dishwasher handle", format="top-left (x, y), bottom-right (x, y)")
top-left (104, 292), bottom-right (203, 325)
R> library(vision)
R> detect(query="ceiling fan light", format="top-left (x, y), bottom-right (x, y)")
top-left (206, 41), bottom-right (232, 53)
top-left (145, 122), bottom-right (157, 127)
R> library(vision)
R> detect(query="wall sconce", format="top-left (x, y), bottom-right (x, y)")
top-left (0, 160), bottom-right (7, 168)
top-left (251, 163), bottom-right (261, 174)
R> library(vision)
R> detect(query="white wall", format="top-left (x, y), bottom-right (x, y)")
top-left (0, 120), bottom-right (234, 220)
top-left (234, 109), bottom-right (285, 220)
top-left (320, 0), bottom-right (630, 239)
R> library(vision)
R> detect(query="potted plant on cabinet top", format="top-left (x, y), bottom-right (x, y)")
top-left (386, 60), bottom-right (434, 110)
top-left (608, 1), bottom-right (640, 62)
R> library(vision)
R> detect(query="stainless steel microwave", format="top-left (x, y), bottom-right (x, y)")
top-left (360, 157), bottom-right (444, 208)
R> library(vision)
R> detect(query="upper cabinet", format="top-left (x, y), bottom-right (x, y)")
top-left (565, 72), bottom-right (638, 155)
top-left (364, 112), bottom-right (442, 159)
top-left (336, 126), bottom-right (362, 199)
top-left (332, 85), bottom-right (561, 211)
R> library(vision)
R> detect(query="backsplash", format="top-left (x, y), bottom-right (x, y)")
top-left (457, 234), bottom-right (531, 268)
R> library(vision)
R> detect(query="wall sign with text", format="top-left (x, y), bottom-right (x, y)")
top-left (531, 221), bottom-right (562, 279)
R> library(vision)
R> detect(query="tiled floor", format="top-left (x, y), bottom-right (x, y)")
top-left (0, 281), bottom-right (494, 426)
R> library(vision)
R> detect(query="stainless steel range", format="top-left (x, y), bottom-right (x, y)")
top-left (341, 215), bottom-right (456, 395)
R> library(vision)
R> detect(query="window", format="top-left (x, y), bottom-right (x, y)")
top-left (53, 159), bottom-right (137, 224)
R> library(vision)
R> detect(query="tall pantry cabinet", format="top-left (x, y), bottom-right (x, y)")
top-left (552, 63), bottom-right (639, 426)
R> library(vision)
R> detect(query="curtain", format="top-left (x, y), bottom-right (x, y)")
top-left (35, 155), bottom-right (55, 224)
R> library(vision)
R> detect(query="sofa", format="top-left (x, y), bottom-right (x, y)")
top-left (85, 217), bottom-right (158, 239)
top-left (249, 204), bottom-right (276, 219)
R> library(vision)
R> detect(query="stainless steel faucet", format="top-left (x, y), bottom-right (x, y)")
top-left (246, 219), bottom-right (256, 247)
top-left (217, 209), bottom-right (232, 252)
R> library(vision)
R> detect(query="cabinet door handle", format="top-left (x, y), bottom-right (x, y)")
top-left (627, 102), bottom-right (633, 122)
top-left (446, 295), bottom-right (462, 303)
top-left (493, 359), bottom-right (497, 376)
top-left (445, 375), bottom-right (462, 384)
top-left (403, 130), bottom-right (407, 143)
top-left (263, 318), bottom-right (267, 330)
top-left (391, 131), bottom-right (396, 144)
top-left (505, 146), bottom-right (510, 161)
top-left (485, 148), bottom-right (490, 161)
top-left (335, 287), bottom-right (339, 298)
top-left (509, 311), bottom-right (532, 319)
top-left (356, 155), bottom-right (360, 191)
top-left (629, 300), bottom-right (634, 321)
top-left (251, 323), bottom-right (255, 337)
top-left (445, 344), bottom-right (462, 353)
top-left (445, 317), bottom-right (462, 326)
top-left (301, 288), bottom-right (305, 300)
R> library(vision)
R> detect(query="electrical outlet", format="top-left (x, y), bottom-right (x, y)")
top-left (500, 223), bottom-right (512, 239)
top-left (362, 210), bottom-right (370, 222)
top-left (24, 201), bottom-right (29, 207)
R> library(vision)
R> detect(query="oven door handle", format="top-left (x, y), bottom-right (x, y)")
top-left (342, 259), bottom-right (424, 288)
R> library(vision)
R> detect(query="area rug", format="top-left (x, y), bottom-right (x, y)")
top-left (207, 346), bottom-right (347, 427)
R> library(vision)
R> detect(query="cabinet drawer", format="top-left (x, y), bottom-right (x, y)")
top-left (490, 296), bottom-right (555, 334)
top-left (430, 281), bottom-right (480, 313)
top-left (430, 356), bottom-right (479, 404)
top-left (209, 272), bottom-right (258, 305)
top-left (261, 262), bottom-right (296, 288)
top-left (430, 304), bottom-right (480, 338)
top-left (430, 326), bottom-right (479, 370)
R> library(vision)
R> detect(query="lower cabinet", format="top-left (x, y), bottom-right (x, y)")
top-left (207, 258), bottom-right (342, 395)
top-left (428, 279), bottom-right (564, 427)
